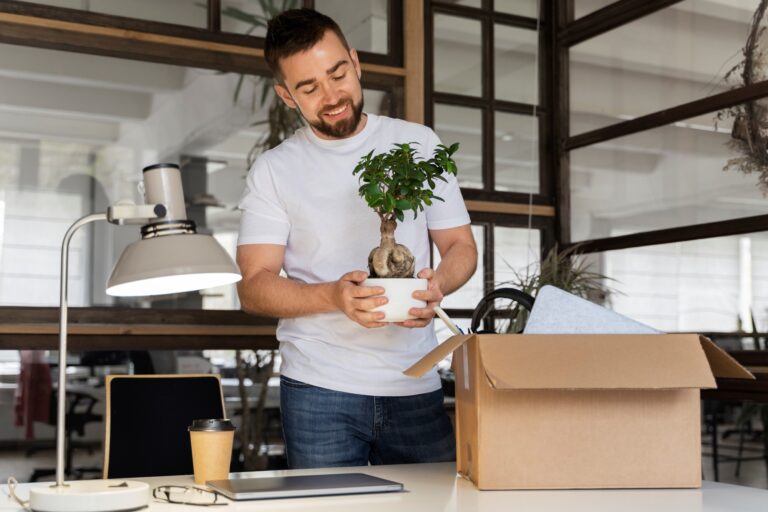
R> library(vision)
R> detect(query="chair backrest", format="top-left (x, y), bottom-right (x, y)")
top-left (470, 287), bottom-right (535, 334)
top-left (103, 374), bottom-right (226, 479)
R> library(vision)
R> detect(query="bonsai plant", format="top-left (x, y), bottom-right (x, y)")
top-left (353, 141), bottom-right (459, 321)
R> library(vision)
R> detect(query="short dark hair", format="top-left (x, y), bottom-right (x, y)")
top-left (265, 8), bottom-right (350, 82)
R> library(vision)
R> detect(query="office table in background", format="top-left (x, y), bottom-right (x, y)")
top-left (2, 462), bottom-right (767, 511)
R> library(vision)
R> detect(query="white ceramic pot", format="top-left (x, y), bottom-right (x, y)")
top-left (363, 278), bottom-right (428, 322)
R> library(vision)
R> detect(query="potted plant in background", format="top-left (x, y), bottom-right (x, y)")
top-left (218, 0), bottom-right (304, 167)
top-left (353, 141), bottom-right (459, 322)
top-left (496, 243), bottom-right (613, 333)
top-left (234, 349), bottom-right (278, 470)
top-left (437, 244), bottom-right (612, 398)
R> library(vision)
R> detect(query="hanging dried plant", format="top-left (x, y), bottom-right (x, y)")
top-left (715, 0), bottom-right (768, 193)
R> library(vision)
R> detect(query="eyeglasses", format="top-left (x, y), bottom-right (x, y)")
top-left (153, 485), bottom-right (228, 506)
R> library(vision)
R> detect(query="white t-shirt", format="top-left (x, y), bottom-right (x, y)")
top-left (237, 113), bottom-right (470, 396)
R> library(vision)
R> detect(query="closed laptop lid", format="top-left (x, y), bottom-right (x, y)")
top-left (207, 473), bottom-right (404, 500)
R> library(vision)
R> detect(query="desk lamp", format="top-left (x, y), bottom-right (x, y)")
top-left (29, 163), bottom-right (242, 512)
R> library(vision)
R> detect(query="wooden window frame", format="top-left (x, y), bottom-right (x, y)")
top-left (554, 0), bottom-right (768, 254)
top-left (0, 0), bottom-right (410, 346)
top-left (0, 0), bottom-right (404, 76)
top-left (426, 0), bottom-right (555, 310)
top-left (554, 0), bottom-right (768, 402)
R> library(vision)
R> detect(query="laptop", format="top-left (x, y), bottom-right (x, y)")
top-left (206, 473), bottom-right (404, 500)
top-left (523, 285), bottom-right (661, 334)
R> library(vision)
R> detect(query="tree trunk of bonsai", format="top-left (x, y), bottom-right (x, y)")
top-left (368, 215), bottom-right (415, 278)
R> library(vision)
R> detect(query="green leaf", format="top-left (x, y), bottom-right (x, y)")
top-left (233, 74), bottom-right (245, 103)
top-left (257, 0), bottom-right (274, 17)
top-left (353, 140), bottom-right (460, 222)
top-left (259, 80), bottom-right (272, 107)
top-left (396, 199), bottom-right (411, 211)
top-left (222, 6), bottom-right (267, 26)
top-left (384, 193), bottom-right (395, 212)
top-left (366, 182), bottom-right (382, 198)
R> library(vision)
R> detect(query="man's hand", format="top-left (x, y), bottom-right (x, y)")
top-left (398, 268), bottom-right (444, 328)
top-left (332, 271), bottom-right (388, 328)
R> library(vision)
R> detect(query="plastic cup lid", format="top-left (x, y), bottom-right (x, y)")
top-left (188, 418), bottom-right (235, 432)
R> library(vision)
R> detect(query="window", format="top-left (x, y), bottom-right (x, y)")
top-left (434, 104), bottom-right (483, 188)
top-left (604, 233), bottom-right (767, 336)
top-left (427, 1), bottom-right (550, 313)
top-left (22, 0), bottom-right (208, 28)
top-left (560, 2), bottom-right (768, 336)
top-left (0, 44), bottom-right (398, 310)
top-left (570, 104), bottom-right (759, 242)
top-left (569, 0), bottom-right (753, 134)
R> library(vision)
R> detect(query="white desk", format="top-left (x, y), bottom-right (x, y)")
top-left (3, 463), bottom-right (767, 511)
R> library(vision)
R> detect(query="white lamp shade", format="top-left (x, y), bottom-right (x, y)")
top-left (106, 233), bottom-right (241, 297)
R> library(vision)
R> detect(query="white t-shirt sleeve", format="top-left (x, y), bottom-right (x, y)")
top-left (237, 156), bottom-right (291, 246)
top-left (423, 128), bottom-right (471, 230)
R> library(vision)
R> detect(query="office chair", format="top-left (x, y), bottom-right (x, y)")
top-left (29, 390), bottom-right (103, 482)
top-left (103, 374), bottom-right (227, 479)
top-left (470, 287), bottom-right (535, 334)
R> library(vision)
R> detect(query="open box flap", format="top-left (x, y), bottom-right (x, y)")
top-left (699, 336), bottom-right (755, 380)
top-left (478, 334), bottom-right (717, 390)
top-left (403, 334), bottom-right (474, 378)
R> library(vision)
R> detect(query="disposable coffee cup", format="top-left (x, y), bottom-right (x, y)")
top-left (188, 418), bottom-right (235, 485)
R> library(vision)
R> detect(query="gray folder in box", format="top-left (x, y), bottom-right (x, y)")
top-left (523, 285), bottom-right (661, 334)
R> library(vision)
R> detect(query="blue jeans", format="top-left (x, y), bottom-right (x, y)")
top-left (280, 375), bottom-right (456, 468)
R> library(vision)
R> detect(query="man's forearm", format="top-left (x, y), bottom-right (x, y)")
top-left (434, 241), bottom-right (478, 296)
top-left (238, 271), bottom-right (337, 318)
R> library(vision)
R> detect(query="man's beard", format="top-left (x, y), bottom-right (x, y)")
top-left (308, 97), bottom-right (365, 138)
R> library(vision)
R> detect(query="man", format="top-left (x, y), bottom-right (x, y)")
top-left (236, 8), bottom-right (477, 468)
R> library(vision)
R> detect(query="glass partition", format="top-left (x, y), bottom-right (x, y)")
top-left (601, 233), bottom-right (768, 336)
top-left (0, 43), bottom-right (397, 309)
top-left (434, 14), bottom-right (483, 97)
top-left (573, 0), bottom-right (617, 19)
top-left (315, 0), bottom-right (390, 54)
top-left (494, 23), bottom-right (538, 105)
top-left (434, 103), bottom-right (483, 189)
top-left (569, 104), bottom-right (767, 243)
top-left (23, 0), bottom-right (208, 28)
top-left (434, 224), bottom-right (485, 309)
top-left (495, 111), bottom-right (538, 193)
top-left (495, 0), bottom-right (539, 18)
top-left (494, 226), bottom-right (540, 287)
top-left (570, 0), bottom-right (754, 134)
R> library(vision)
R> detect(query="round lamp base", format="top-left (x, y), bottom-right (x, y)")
top-left (29, 480), bottom-right (150, 512)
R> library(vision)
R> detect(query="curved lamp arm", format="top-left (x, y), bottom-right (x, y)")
top-left (55, 204), bottom-right (162, 488)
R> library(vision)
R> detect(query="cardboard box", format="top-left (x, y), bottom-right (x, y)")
top-left (405, 334), bottom-right (754, 490)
